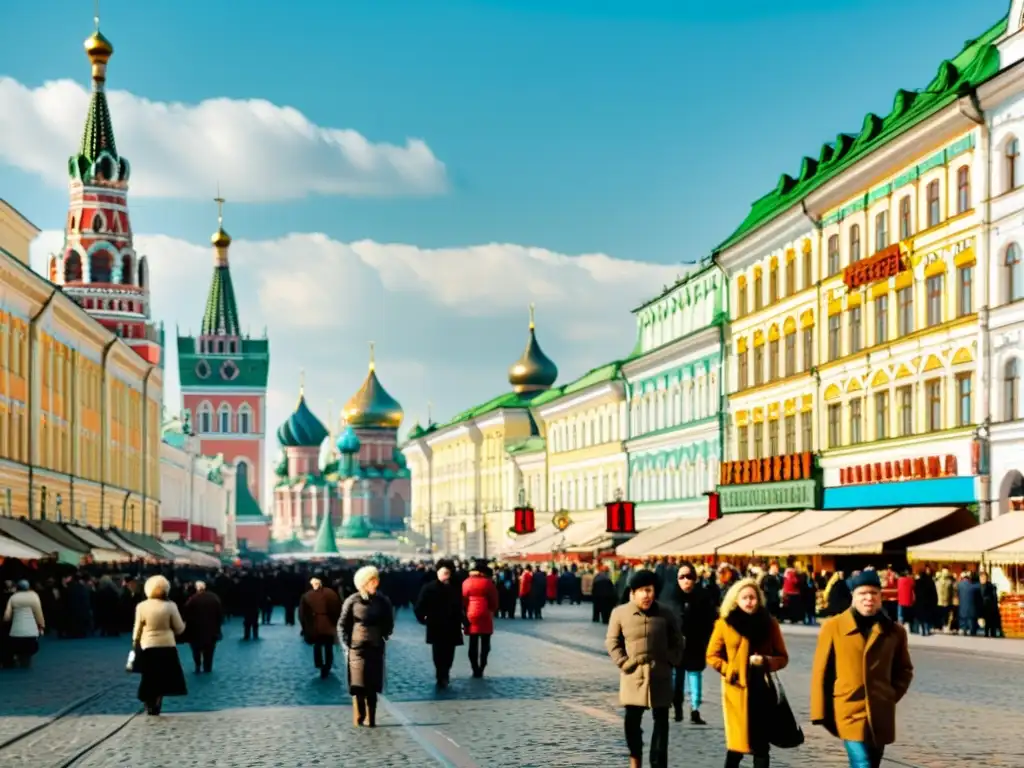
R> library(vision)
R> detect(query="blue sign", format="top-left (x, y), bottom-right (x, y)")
top-left (822, 476), bottom-right (976, 510)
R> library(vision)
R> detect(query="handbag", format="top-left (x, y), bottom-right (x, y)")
top-left (126, 644), bottom-right (142, 674)
top-left (767, 672), bottom-right (804, 749)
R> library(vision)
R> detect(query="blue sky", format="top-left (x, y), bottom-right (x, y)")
top-left (0, 0), bottom-right (1011, 481)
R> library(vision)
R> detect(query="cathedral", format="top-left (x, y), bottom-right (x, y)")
top-left (271, 349), bottom-right (410, 547)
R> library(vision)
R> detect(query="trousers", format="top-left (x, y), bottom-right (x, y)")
top-left (624, 706), bottom-right (669, 767)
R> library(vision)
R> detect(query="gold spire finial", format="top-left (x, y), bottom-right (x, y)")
top-left (215, 184), bottom-right (224, 226)
top-left (299, 369), bottom-right (306, 398)
top-left (369, 341), bottom-right (376, 372)
top-left (211, 186), bottom-right (232, 253)
top-left (94, 0), bottom-right (100, 31)
top-left (84, 0), bottom-right (114, 84)
top-left (529, 302), bottom-right (536, 330)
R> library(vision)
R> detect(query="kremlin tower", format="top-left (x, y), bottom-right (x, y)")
top-left (49, 20), bottom-right (162, 366)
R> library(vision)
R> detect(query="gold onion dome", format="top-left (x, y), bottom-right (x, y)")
top-left (84, 29), bottom-right (114, 60)
top-left (342, 345), bottom-right (404, 430)
top-left (508, 305), bottom-right (558, 394)
top-left (211, 226), bottom-right (232, 249)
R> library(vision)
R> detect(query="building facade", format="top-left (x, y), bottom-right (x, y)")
top-left (623, 264), bottom-right (726, 524)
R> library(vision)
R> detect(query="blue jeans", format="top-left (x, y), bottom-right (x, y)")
top-left (673, 668), bottom-right (702, 710)
top-left (844, 740), bottom-right (884, 768)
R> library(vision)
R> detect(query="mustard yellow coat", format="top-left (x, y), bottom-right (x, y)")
top-left (706, 616), bottom-right (788, 755)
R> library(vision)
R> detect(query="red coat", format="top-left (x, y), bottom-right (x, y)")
top-left (897, 575), bottom-right (915, 607)
top-left (462, 574), bottom-right (499, 635)
top-left (518, 570), bottom-right (533, 598)
top-left (546, 572), bottom-right (558, 599)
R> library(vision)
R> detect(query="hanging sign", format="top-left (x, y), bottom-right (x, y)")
top-left (513, 506), bottom-right (536, 535)
top-left (605, 500), bottom-right (636, 534)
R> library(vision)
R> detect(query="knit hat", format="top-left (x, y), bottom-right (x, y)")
top-left (628, 569), bottom-right (658, 591)
top-left (849, 569), bottom-right (882, 592)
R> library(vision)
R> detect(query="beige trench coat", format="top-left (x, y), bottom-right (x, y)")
top-left (605, 601), bottom-right (683, 708)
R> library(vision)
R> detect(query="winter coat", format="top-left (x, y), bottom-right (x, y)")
top-left (605, 601), bottom-right (683, 708)
top-left (914, 574), bottom-right (937, 609)
top-left (957, 580), bottom-right (981, 620)
top-left (3, 590), bottom-right (44, 638)
top-left (462, 574), bottom-right (499, 636)
top-left (340, 592), bottom-right (394, 694)
top-left (299, 586), bottom-right (343, 644)
top-left (668, 585), bottom-right (716, 672)
top-left (415, 579), bottom-right (465, 646)
top-left (707, 612), bottom-right (788, 755)
top-left (546, 572), bottom-right (558, 600)
top-left (810, 610), bottom-right (914, 747)
top-left (581, 572), bottom-right (595, 596)
top-left (935, 573), bottom-right (955, 607)
top-left (132, 598), bottom-right (186, 650)
top-left (183, 591), bottom-right (223, 646)
top-left (518, 570), bottom-right (533, 598)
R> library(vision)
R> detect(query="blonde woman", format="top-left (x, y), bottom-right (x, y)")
top-left (132, 575), bottom-right (187, 716)
top-left (339, 566), bottom-right (394, 727)
top-left (3, 580), bottom-right (44, 667)
top-left (706, 578), bottom-right (789, 768)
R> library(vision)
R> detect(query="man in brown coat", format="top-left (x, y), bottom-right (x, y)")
top-left (299, 577), bottom-right (343, 680)
top-left (183, 581), bottom-right (223, 673)
top-left (606, 569), bottom-right (683, 768)
top-left (810, 569), bottom-right (914, 768)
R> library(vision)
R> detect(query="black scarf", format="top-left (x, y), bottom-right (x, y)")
top-left (726, 607), bottom-right (771, 646)
top-left (851, 607), bottom-right (882, 638)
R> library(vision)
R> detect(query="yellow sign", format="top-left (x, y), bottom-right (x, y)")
top-left (552, 510), bottom-right (572, 531)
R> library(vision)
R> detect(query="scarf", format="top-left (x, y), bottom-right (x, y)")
top-left (725, 607), bottom-right (771, 647)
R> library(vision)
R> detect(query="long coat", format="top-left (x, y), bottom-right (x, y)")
top-left (339, 592), bottom-right (394, 694)
top-left (462, 575), bottom-right (499, 636)
top-left (810, 610), bottom-right (913, 747)
top-left (183, 591), bottom-right (223, 647)
top-left (706, 615), bottom-right (789, 755)
top-left (414, 580), bottom-right (464, 646)
top-left (299, 586), bottom-right (343, 644)
top-left (605, 601), bottom-right (683, 708)
top-left (668, 586), bottom-right (716, 672)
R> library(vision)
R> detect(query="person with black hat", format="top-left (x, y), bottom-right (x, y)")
top-left (810, 568), bottom-right (914, 768)
top-left (414, 559), bottom-right (465, 689)
top-left (606, 568), bottom-right (683, 768)
top-left (462, 559), bottom-right (499, 678)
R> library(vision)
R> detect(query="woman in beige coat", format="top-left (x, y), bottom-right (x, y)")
top-left (3, 581), bottom-right (44, 667)
top-left (132, 575), bottom-right (187, 715)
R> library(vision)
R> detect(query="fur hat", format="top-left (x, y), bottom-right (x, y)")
top-left (628, 569), bottom-right (658, 591)
top-left (849, 569), bottom-right (882, 592)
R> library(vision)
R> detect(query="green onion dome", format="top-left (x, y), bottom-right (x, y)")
top-left (276, 392), bottom-right (328, 448)
top-left (337, 426), bottom-right (361, 455)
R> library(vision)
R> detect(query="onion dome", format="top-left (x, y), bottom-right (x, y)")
top-left (392, 447), bottom-right (407, 469)
top-left (276, 378), bottom-right (329, 448)
top-left (211, 226), bottom-right (231, 249)
top-left (508, 304), bottom-right (558, 394)
top-left (343, 343), bottom-right (404, 430)
top-left (337, 426), bottom-right (361, 455)
top-left (84, 29), bottom-right (114, 82)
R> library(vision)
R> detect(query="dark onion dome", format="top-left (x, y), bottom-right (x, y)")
top-left (337, 426), bottom-right (361, 455)
top-left (343, 346), bottom-right (403, 429)
top-left (508, 305), bottom-right (558, 394)
top-left (276, 388), bottom-right (329, 448)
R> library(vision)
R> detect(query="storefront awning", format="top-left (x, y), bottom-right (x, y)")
top-left (103, 531), bottom-right (156, 560)
top-left (0, 533), bottom-right (45, 560)
top-left (985, 537), bottom-right (1024, 564)
top-left (161, 542), bottom-right (222, 568)
top-left (616, 516), bottom-right (708, 557)
top-left (62, 525), bottom-right (132, 563)
top-left (716, 510), bottom-right (837, 556)
top-left (516, 518), bottom-right (609, 556)
top-left (650, 513), bottom-right (767, 557)
top-left (908, 512), bottom-right (1024, 562)
top-left (753, 508), bottom-right (897, 556)
top-left (696, 512), bottom-right (798, 556)
top-left (501, 524), bottom-right (562, 556)
top-left (821, 506), bottom-right (976, 555)
top-left (0, 518), bottom-right (83, 564)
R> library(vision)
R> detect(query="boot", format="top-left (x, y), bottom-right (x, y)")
top-left (690, 709), bottom-right (706, 725)
top-left (366, 694), bottom-right (377, 728)
top-left (353, 696), bottom-right (366, 726)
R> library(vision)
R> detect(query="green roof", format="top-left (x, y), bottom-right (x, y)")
top-left (235, 477), bottom-right (266, 519)
top-left (530, 360), bottom-right (625, 408)
top-left (717, 17), bottom-right (1006, 252)
top-left (506, 436), bottom-right (546, 455)
top-left (177, 336), bottom-right (269, 389)
top-left (202, 264), bottom-right (242, 337)
top-left (81, 88), bottom-right (118, 162)
top-left (313, 512), bottom-right (339, 554)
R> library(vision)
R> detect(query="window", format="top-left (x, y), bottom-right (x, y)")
top-left (957, 265), bottom-right (973, 317)
top-left (874, 212), bottom-right (888, 253)
top-left (1007, 138), bottom-right (1020, 192)
top-left (899, 196), bottom-right (913, 240)
top-left (849, 224), bottom-right (861, 263)
top-left (956, 166), bottom-right (971, 214)
top-left (754, 346), bottom-right (764, 386)
top-left (801, 413), bottom-right (812, 451)
top-left (218, 407), bottom-right (231, 434)
top-left (784, 333), bottom-right (796, 377)
top-left (850, 398), bottom-right (863, 444)
top-left (1007, 244), bottom-right (1024, 302)
top-left (1005, 359), bottom-right (1020, 420)
top-left (927, 180), bottom-right (941, 228)
top-left (849, 306), bottom-right (862, 354)
top-left (828, 235), bottom-right (840, 276)
top-left (897, 286), bottom-right (914, 336)
top-left (769, 338), bottom-right (780, 380)
top-left (738, 349), bottom-right (749, 389)
top-left (238, 408), bottom-right (251, 434)
top-left (737, 425), bottom-right (749, 461)
top-left (785, 415), bottom-right (796, 454)
top-left (753, 423), bottom-right (763, 459)
top-left (926, 274), bottom-right (944, 327)
top-left (769, 266), bottom-right (779, 303)
top-left (768, 421), bottom-right (779, 456)
top-left (754, 273), bottom-right (763, 311)
top-left (802, 328), bottom-right (813, 371)
top-left (898, 386), bottom-right (914, 436)
top-left (875, 392), bottom-right (889, 440)
top-left (827, 404), bottom-right (841, 448)
top-left (198, 405), bottom-right (212, 434)
top-left (785, 258), bottom-right (796, 296)
top-left (803, 252), bottom-right (813, 289)
top-left (828, 315), bottom-right (841, 361)
top-left (874, 295), bottom-right (889, 345)
top-left (956, 374), bottom-right (972, 427)
top-left (925, 378), bottom-right (942, 432)
top-left (738, 285), bottom-right (748, 317)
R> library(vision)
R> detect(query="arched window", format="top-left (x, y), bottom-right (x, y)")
top-left (1007, 137), bottom-right (1020, 192)
top-left (1007, 244), bottom-right (1024, 303)
top-left (235, 460), bottom-right (250, 495)
top-left (238, 405), bottom-right (252, 434)
top-left (849, 224), bottom-right (861, 263)
top-left (197, 402), bottom-right (213, 434)
top-left (64, 252), bottom-right (83, 283)
top-left (927, 180), bottom-right (941, 227)
top-left (120, 254), bottom-right (133, 285)
top-left (899, 196), bottom-right (913, 240)
top-left (218, 404), bottom-right (232, 433)
top-left (138, 257), bottom-right (148, 289)
top-left (957, 166), bottom-right (971, 214)
top-left (1006, 359), bottom-right (1021, 421)
top-left (90, 251), bottom-right (113, 283)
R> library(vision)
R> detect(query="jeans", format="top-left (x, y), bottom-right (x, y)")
top-left (673, 668), bottom-right (702, 710)
top-left (313, 641), bottom-right (334, 675)
top-left (897, 605), bottom-right (913, 625)
top-left (624, 706), bottom-right (669, 767)
top-left (844, 740), bottom-right (884, 768)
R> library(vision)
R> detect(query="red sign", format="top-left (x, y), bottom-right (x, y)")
top-left (720, 451), bottom-right (813, 486)
top-left (838, 454), bottom-right (958, 486)
top-left (513, 506), bottom-right (536, 535)
top-left (706, 492), bottom-right (721, 521)
top-left (842, 243), bottom-right (904, 291)
top-left (605, 501), bottom-right (636, 534)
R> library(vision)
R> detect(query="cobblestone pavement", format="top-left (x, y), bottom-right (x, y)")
top-left (0, 605), bottom-right (1018, 767)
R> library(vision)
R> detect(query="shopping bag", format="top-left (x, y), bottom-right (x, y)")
top-left (126, 645), bottom-right (142, 674)
top-left (767, 672), bottom-right (804, 749)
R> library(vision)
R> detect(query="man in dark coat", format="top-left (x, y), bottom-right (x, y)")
top-left (237, 571), bottom-right (263, 641)
top-left (530, 564), bottom-right (547, 619)
top-left (183, 581), bottom-right (224, 673)
top-left (666, 561), bottom-right (716, 724)
top-left (414, 560), bottom-right (464, 688)
top-left (591, 567), bottom-right (616, 624)
top-left (299, 577), bottom-right (343, 679)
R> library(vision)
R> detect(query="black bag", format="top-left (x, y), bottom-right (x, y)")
top-left (767, 672), bottom-right (804, 749)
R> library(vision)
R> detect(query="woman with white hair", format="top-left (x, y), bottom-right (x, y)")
top-left (3, 580), bottom-right (44, 668)
top-left (132, 575), bottom-right (188, 715)
top-left (339, 565), bottom-right (394, 727)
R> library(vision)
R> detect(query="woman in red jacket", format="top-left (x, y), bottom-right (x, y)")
top-left (463, 560), bottom-right (499, 678)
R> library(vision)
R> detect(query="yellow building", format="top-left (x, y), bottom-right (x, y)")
top-left (0, 198), bottom-right (162, 533)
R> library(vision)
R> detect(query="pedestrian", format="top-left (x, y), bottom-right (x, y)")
top-left (957, 571), bottom-right (981, 636)
top-left (132, 575), bottom-right (188, 716)
top-left (531, 563), bottom-right (547, 618)
top-left (237, 570), bottom-right (262, 641)
top-left (183, 580), bottom-right (223, 673)
top-left (605, 568), bottom-right (683, 768)
top-left (462, 559), bottom-right (499, 678)
top-left (666, 562), bottom-right (716, 725)
top-left (592, 566), bottom-right (616, 624)
top-left (896, 570), bottom-right (915, 628)
top-left (519, 565), bottom-right (534, 619)
top-left (978, 572), bottom-right (1002, 638)
top-left (414, 560), bottom-right (465, 689)
top-left (299, 576), bottom-right (343, 679)
top-left (340, 565), bottom-right (394, 728)
top-left (810, 569), bottom-right (914, 768)
top-left (912, 568), bottom-right (937, 636)
top-left (706, 578), bottom-right (789, 768)
top-left (2, 580), bottom-right (44, 668)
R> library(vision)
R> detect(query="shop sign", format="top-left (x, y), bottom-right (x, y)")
top-left (720, 451), bottom-right (814, 486)
top-left (717, 480), bottom-right (817, 514)
top-left (842, 243), bottom-right (904, 291)
top-left (838, 454), bottom-right (958, 486)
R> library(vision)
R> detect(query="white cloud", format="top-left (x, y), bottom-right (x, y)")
top-left (0, 77), bottom-right (446, 201)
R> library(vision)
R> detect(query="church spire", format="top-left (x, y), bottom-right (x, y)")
top-left (201, 192), bottom-right (242, 337)
top-left (74, 4), bottom-right (127, 183)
